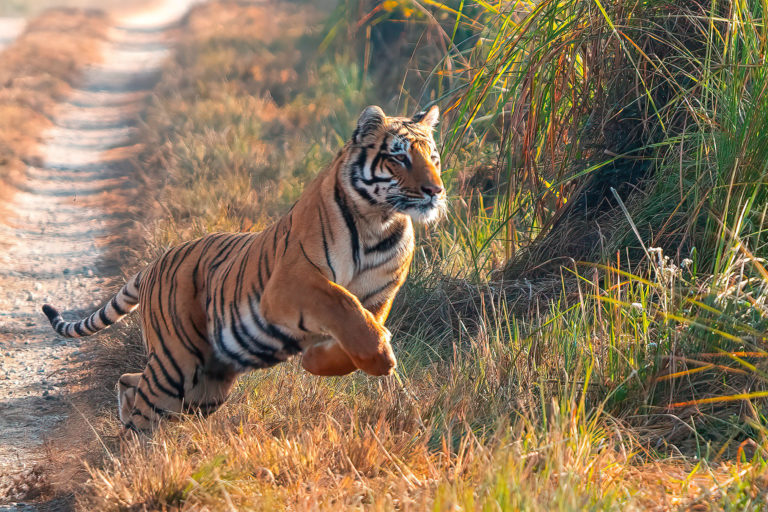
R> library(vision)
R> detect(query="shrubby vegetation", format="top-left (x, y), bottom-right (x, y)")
top-left (83, 0), bottom-right (768, 509)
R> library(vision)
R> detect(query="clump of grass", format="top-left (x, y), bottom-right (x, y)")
top-left (436, 0), bottom-right (768, 278)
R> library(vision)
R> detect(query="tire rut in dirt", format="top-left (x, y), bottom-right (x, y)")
top-left (0, 3), bottom-right (197, 505)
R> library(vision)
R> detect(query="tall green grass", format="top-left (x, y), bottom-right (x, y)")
top-left (431, 0), bottom-right (768, 275)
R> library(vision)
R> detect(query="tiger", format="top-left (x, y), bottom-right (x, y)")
top-left (42, 105), bottom-right (445, 432)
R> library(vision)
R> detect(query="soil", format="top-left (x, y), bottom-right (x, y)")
top-left (0, 19), bottom-right (26, 50)
top-left (0, 1), bottom-right (200, 507)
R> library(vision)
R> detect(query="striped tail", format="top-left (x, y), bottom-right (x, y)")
top-left (42, 273), bottom-right (141, 338)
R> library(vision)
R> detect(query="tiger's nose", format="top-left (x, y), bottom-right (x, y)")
top-left (421, 184), bottom-right (444, 198)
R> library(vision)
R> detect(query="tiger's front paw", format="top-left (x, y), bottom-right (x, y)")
top-left (350, 327), bottom-right (397, 376)
top-left (354, 348), bottom-right (397, 376)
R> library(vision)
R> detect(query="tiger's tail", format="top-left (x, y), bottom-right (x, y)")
top-left (42, 273), bottom-right (142, 338)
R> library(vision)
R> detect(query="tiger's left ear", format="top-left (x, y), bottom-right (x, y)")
top-left (412, 105), bottom-right (440, 128)
top-left (354, 105), bottom-right (385, 143)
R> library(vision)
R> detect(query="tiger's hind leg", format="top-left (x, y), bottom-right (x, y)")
top-left (183, 357), bottom-right (238, 418)
top-left (121, 356), bottom-right (237, 432)
top-left (118, 372), bottom-right (142, 427)
top-left (121, 353), bottom-right (190, 432)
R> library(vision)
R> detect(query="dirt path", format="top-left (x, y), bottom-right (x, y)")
top-left (0, 1), bottom-right (199, 505)
top-left (0, 19), bottom-right (26, 51)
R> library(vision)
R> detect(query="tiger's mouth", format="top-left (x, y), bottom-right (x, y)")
top-left (386, 193), bottom-right (445, 223)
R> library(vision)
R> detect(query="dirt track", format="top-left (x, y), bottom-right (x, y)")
top-left (0, 19), bottom-right (26, 50)
top-left (0, 2), bottom-right (198, 505)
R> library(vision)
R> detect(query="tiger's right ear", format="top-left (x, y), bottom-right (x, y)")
top-left (412, 105), bottom-right (439, 128)
top-left (353, 105), bottom-right (385, 143)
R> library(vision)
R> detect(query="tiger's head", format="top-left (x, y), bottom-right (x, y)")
top-left (344, 105), bottom-right (445, 224)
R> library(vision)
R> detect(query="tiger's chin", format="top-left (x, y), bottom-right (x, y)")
top-left (404, 201), bottom-right (445, 224)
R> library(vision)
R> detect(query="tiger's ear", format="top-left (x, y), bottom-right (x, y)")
top-left (412, 105), bottom-right (439, 128)
top-left (354, 105), bottom-right (385, 143)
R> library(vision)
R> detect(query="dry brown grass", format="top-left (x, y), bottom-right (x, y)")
top-left (81, 362), bottom-right (758, 510)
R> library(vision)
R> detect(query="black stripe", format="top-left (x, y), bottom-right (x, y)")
top-left (366, 221), bottom-right (405, 254)
top-left (145, 355), bottom-right (182, 399)
top-left (231, 236), bottom-right (252, 307)
top-left (214, 324), bottom-right (260, 369)
top-left (165, 241), bottom-right (207, 364)
top-left (256, 239), bottom-right (267, 290)
top-left (318, 208), bottom-right (337, 282)
top-left (352, 179), bottom-right (377, 205)
top-left (369, 152), bottom-right (384, 176)
top-left (224, 321), bottom-right (278, 366)
top-left (146, 310), bottom-right (185, 397)
top-left (91, 311), bottom-right (101, 329)
top-left (361, 253), bottom-right (397, 273)
top-left (213, 239), bottom-right (257, 365)
top-left (148, 246), bottom-right (193, 395)
top-left (272, 222), bottom-right (280, 255)
top-left (141, 367), bottom-right (161, 398)
top-left (334, 182), bottom-right (360, 270)
top-left (184, 399), bottom-right (224, 416)
top-left (210, 303), bottom-right (259, 369)
top-left (298, 313), bottom-right (308, 332)
top-left (360, 174), bottom-right (394, 186)
top-left (209, 234), bottom-right (248, 271)
top-left (283, 214), bottom-right (292, 256)
top-left (135, 386), bottom-right (171, 417)
top-left (74, 322), bottom-right (86, 336)
top-left (123, 420), bottom-right (140, 432)
top-left (111, 296), bottom-right (127, 315)
top-left (124, 273), bottom-right (142, 301)
top-left (319, 200), bottom-right (335, 241)
top-left (300, 242), bottom-right (324, 275)
top-left (361, 277), bottom-right (399, 304)
top-left (131, 409), bottom-right (153, 423)
top-left (99, 307), bottom-right (112, 327)
top-left (354, 145), bottom-right (368, 175)
top-left (193, 233), bottom-right (225, 294)
top-left (262, 235), bottom-right (272, 279)
top-left (228, 302), bottom-right (280, 364)
top-left (248, 289), bottom-right (301, 353)
top-left (84, 313), bottom-right (95, 333)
